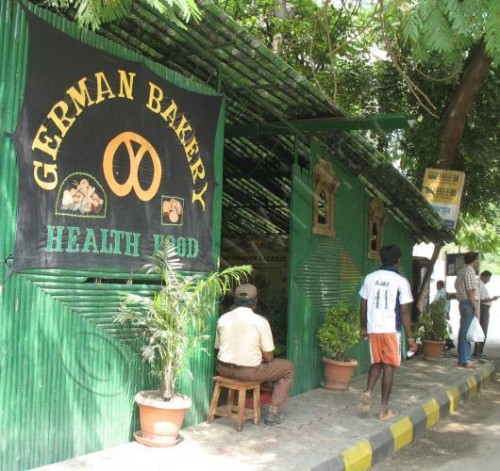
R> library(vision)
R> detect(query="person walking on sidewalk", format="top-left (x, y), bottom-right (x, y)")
top-left (215, 283), bottom-right (295, 426)
top-left (358, 245), bottom-right (417, 421)
top-left (454, 252), bottom-right (479, 368)
top-left (473, 270), bottom-right (498, 360)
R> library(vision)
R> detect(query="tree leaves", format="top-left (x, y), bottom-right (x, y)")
top-left (46, 0), bottom-right (201, 30)
top-left (485, 0), bottom-right (500, 57)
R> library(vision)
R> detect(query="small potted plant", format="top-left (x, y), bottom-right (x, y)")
top-left (317, 302), bottom-right (360, 391)
top-left (115, 241), bottom-right (252, 447)
top-left (420, 298), bottom-right (448, 361)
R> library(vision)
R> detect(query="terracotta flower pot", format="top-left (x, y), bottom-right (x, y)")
top-left (422, 339), bottom-right (445, 361)
top-left (321, 357), bottom-right (358, 391)
top-left (133, 390), bottom-right (192, 447)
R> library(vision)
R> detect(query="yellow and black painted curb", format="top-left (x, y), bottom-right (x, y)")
top-left (336, 362), bottom-right (496, 471)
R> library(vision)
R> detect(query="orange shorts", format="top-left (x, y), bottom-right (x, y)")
top-left (368, 333), bottom-right (401, 366)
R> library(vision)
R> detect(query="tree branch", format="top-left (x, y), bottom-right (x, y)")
top-left (437, 37), bottom-right (493, 169)
top-left (378, 0), bottom-right (438, 117)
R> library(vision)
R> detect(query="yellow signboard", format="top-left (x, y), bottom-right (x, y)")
top-left (421, 168), bottom-right (465, 229)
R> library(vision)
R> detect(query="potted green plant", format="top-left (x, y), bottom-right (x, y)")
top-left (115, 241), bottom-right (252, 447)
top-left (419, 298), bottom-right (448, 361)
top-left (317, 303), bottom-right (360, 391)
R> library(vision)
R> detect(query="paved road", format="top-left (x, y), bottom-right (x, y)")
top-left (372, 296), bottom-right (500, 471)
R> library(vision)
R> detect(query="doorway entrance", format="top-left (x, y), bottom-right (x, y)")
top-left (220, 236), bottom-right (289, 356)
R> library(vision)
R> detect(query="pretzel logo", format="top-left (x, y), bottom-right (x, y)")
top-left (103, 132), bottom-right (161, 201)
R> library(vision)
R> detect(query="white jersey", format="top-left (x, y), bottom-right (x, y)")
top-left (359, 268), bottom-right (413, 333)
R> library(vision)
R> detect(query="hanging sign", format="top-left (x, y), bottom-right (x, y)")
top-left (421, 168), bottom-right (465, 229)
top-left (12, 13), bottom-right (223, 273)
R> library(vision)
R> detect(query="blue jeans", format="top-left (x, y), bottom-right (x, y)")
top-left (458, 301), bottom-right (474, 365)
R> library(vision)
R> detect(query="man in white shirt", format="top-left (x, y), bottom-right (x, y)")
top-left (358, 245), bottom-right (417, 421)
top-left (433, 280), bottom-right (451, 319)
top-left (473, 270), bottom-right (498, 359)
top-left (215, 283), bottom-right (295, 426)
top-left (433, 280), bottom-right (455, 350)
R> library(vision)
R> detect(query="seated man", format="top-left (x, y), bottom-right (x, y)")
top-left (215, 283), bottom-right (295, 426)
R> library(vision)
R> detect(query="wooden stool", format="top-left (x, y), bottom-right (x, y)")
top-left (207, 376), bottom-right (261, 431)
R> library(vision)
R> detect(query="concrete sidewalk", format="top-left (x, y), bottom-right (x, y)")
top-left (33, 355), bottom-right (495, 471)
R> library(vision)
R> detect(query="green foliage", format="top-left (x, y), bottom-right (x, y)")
top-left (420, 298), bottom-right (448, 341)
top-left (399, 62), bottom-right (500, 218)
top-left (485, 0), bottom-right (500, 58)
top-left (317, 303), bottom-right (359, 361)
top-left (217, 0), bottom-right (500, 222)
top-left (393, 0), bottom-right (500, 63)
top-left (46, 0), bottom-right (201, 30)
top-left (377, 1), bottom-right (500, 219)
top-left (455, 206), bottom-right (500, 255)
top-left (115, 241), bottom-right (252, 400)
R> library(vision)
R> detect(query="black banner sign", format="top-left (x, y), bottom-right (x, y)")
top-left (13, 13), bottom-right (223, 273)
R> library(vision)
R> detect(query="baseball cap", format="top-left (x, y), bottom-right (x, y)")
top-left (235, 283), bottom-right (257, 300)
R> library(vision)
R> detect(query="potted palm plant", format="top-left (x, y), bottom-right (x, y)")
top-left (420, 298), bottom-right (448, 361)
top-left (115, 241), bottom-right (252, 447)
top-left (317, 303), bottom-right (360, 391)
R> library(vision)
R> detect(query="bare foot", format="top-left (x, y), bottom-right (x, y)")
top-left (357, 390), bottom-right (372, 417)
top-left (378, 410), bottom-right (397, 421)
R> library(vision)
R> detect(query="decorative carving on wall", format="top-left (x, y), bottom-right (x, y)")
top-left (368, 197), bottom-right (386, 259)
top-left (312, 158), bottom-right (339, 237)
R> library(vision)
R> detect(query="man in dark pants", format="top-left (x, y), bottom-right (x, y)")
top-left (473, 270), bottom-right (498, 360)
top-left (215, 283), bottom-right (295, 426)
top-left (454, 252), bottom-right (479, 368)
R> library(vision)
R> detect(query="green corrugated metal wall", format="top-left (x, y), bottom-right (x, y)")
top-left (287, 139), bottom-right (414, 395)
top-left (0, 2), bottom-right (420, 468)
top-left (0, 3), bottom-right (224, 470)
